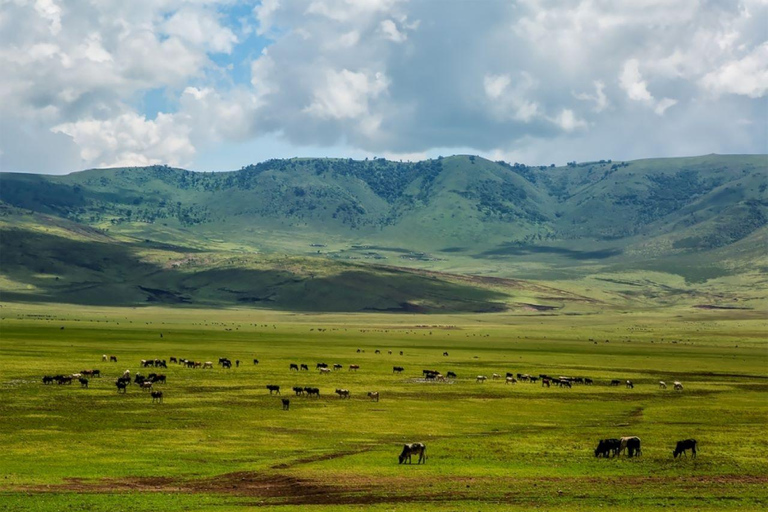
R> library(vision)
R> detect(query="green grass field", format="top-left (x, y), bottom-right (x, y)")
top-left (1, 302), bottom-right (766, 511)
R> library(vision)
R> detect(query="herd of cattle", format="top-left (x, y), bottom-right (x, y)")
top-left (41, 349), bottom-right (695, 462)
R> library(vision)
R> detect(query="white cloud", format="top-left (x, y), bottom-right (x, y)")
top-left (1, 0), bottom-right (766, 173)
top-left (701, 43), bottom-right (768, 98)
top-left (163, 7), bottom-right (238, 54)
top-left (52, 112), bottom-right (195, 168)
top-left (380, 19), bottom-right (406, 42)
top-left (574, 81), bottom-right (608, 112)
top-left (305, 69), bottom-right (389, 119)
top-left (620, 59), bottom-right (678, 115)
top-left (552, 108), bottom-right (587, 132)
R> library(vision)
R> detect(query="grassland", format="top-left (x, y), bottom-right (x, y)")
top-left (1, 302), bottom-right (766, 511)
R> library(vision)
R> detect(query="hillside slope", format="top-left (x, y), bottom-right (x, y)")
top-left (0, 154), bottom-right (766, 310)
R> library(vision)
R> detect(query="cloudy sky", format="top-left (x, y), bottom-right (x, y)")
top-left (1, 0), bottom-right (766, 174)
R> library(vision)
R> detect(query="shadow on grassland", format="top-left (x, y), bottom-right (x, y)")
top-left (0, 229), bottom-right (508, 313)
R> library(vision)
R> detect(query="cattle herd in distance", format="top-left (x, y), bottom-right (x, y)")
top-left (40, 349), bottom-right (698, 463)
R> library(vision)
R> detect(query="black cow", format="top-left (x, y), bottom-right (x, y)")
top-left (267, 385), bottom-right (280, 395)
top-left (282, 398), bottom-right (290, 410)
top-left (584, 378), bottom-right (593, 385)
top-left (594, 438), bottom-right (621, 458)
top-left (78, 377), bottom-right (89, 388)
top-left (170, 357), bottom-right (178, 364)
top-left (152, 374), bottom-right (167, 384)
top-left (333, 364), bottom-right (343, 370)
top-left (304, 387), bottom-right (320, 397)
top-left (610, 379), bottom-right (621, 386)
top-left (222, 360), bottom-right (232, 369)
top-left (398, 443), bottom-right (426, 464)
top-left (316, 363), bottom-right (328, 369)
top-left (393, 366), bottom-right (404, 374)
top-left (42, 376), bottom-right (54, 385)
top-left (673, 439), bottom-right (697, 458)
top-left (293, 386), bottom-right (305, 395)
top-left (253, 359), bottom-right (259, 365)
top-left (290, 364), bottom-right (299, 371)
top-left (116, 379), bottom-right (128, 393)
top-left (446, 371), bottom-right (457, 378)
top-left (109, 356), bottom-right (118, 362)
top-left (151, 390), bottom-right (163, 403)
top-left (300, 364), bottom-right (309, 371)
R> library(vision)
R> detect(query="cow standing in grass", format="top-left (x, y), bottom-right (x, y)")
top-left (673, 439), bottom-right (697, 458)
top-left (398, 443), bottom-right (426, 464)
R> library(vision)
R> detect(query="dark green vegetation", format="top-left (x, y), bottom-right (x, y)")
top-left (1, 304), bottom-right (766, 511)
top-left (1, 154), bottom-right (766, 311)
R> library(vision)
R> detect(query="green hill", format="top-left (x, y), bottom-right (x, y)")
top-left (1, 154), bottom-right (766, 311)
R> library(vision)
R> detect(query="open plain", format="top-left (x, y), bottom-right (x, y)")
top-left (1, 302), bottom-right (766, 511)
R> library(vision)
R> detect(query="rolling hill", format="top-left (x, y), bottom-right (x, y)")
top-left (1, 154), bottom-right (766, 311)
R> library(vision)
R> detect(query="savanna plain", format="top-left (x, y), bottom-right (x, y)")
top-left (1, 303), bottom-right (766, 512)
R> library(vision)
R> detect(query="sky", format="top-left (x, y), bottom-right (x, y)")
top-left (0, 0), bottom-right (766, 174)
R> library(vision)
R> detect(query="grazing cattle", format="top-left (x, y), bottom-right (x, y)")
top-left (42, 376), bottom-right (54, 385)
top-left (505, 376), bottom-right (517, 384)
top-left (203, 362), bottom-right (213, 369)
top-left (316, 363), bottom-right (328, 369)
top-left (423, 369), bottom-right (438, 377)
top-left (399, 351), bottom-right (404, 356)
top-left (560, 380), bottom-right (572, 388)
top-left (222, 360), bottom-right (232, 369)
top-left (152, 374), bottom-right (166, 384)
top-left (446, 371), bottom-right (457, 379)
top-left (542, 378), bottom-right (550, 388)
top-left (393, 366), bottom-right (404, 374)
top-left (109, 356), bottom-right (118, 362)
top-left (57, 376), bottom-right (73, 385)
top-left (529, 376), bottom-right (539, 383)
top-left (236, 360), bottom-right (240, 367)
top-left (282, 398), bottom-right (290, 410)
top-left (626, 380), bottom-right (634, 389)
top-left (357, 349), bottom-right (362, 353)
top-left (319, 368), bottom-right (331, 374)
top-left (594, 438), bottom-right (621, 458)
top-left (584, 378), bottom-right (593, 385)
top-left (398, 443), bottom-right (426, 464)
top-left (476, 375), bottom-right (487, 383)
top-left (368, 391), bottom-right (380, 402)
top-left (674, 381), bottom-right (683, 391)
top-left (375, 350), bottom-right (381, 354)
top-left (157, 360), bottom-right (167, 368)
top-left (388, 350), bottom-right (392, 355)
top-left (290, 363), bottom-right (299, 371)
top-left (253, 359), bottom-right (259, 365)
top-left (659, 381), bottom-right (667, 389)
top-left (673, 439), bottom-right (697, 459)
top-left (141, 381), bottom-right (153, 392)
top-left (349, 364), bottom-right (360, 371)
top-left (194, 361), bottom-right (202, 368)
top-left (141, 359), bottom-right (152, 367)
top-left (267, 385), bottom-right (281, 395)
top-left (435, 373), bottom-right (446, 382)
top-left (79, 377), bottom-right (89, 388)
top-left (293, 386), bottom-right (305, 395)
top-left (610, 379), bottom-right (621, 386)
top-left (492, 373), bottom-right (501, 380)
top-left (305, 387), bottom-right (320, 397)
top-left (135, 374), bottom-right (146, 385)
top-left (170, 357), bottom-right (178, 364)
top-left (116, 380), bottom-right (128, 393)
top-left (102, 354), bottom-right (107, 362)
top-left (300, 364), bottom-right (309, 371)
top-left (620, 437), bottom-right (642, 457)
top-left (151, 390), bottom-right (163, 403)
top-left (218, 357), bottom-right (228, 365)
top-left (424, 371), bottom-right (437, 380)
top-left (335, 389), bottom-right (350, 399)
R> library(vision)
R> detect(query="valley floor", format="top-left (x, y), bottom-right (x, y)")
top-left (0, 303), bottom-right (766, 511)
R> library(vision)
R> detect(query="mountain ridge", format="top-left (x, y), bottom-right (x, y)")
top-left (1, 154), bottom-right (766, 311)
